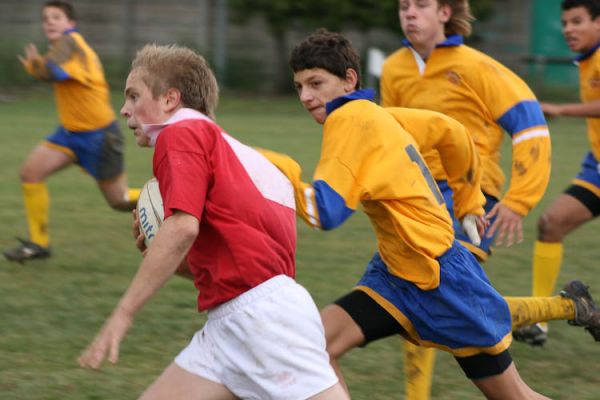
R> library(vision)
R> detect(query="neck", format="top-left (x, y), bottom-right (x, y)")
top-left (412, 31), bottom-right (447, 60)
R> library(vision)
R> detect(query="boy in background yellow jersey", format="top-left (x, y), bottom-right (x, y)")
top-left (260, 29), bottom-right (600, 399)
top-left (380, 1), bottom-right (552, 398)
top-left (516, 0), bottom-right (600, 346)
top-left (4, 1), bottom-right (140, 263)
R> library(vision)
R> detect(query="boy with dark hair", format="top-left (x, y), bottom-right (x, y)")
top-left (517, 0), bottom-right (600, 345)
top-left (5, 0), bottom-right (140, 263)
top-left (260, 29), bottom-right (600, 399)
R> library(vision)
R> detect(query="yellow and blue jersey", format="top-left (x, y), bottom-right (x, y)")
top-left (261, 90), bottom-right (511, 355)
top-left (577, 43), bottom-right (600, 161)
top-left (569, 43), bottom-right (600, 198)
top-left (22, 28), bottom-right (115, 132)
top-left (260, 90), bottom-right (484, 290)
top-left (381, 35), bottom-right (551, 217)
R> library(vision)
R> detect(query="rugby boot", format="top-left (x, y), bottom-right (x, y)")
top-left (513, 323), bottom-right (548, 347)
top-left (560, 280), bottom-right (600, 342)
top-left (3, 238), bottom-right (51, 263)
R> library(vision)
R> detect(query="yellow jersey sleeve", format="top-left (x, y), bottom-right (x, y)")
top-left (22, 31), bottom-right (115, 131)
top-left (579, 49), bottom-right (600, 160)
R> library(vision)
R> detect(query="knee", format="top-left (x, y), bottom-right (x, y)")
top-left (19, 164), bottom-right (39, 183)
top-left (106, 197), bottom-right (135, 211)
top-left (537, 212), bottom-right (564, 242)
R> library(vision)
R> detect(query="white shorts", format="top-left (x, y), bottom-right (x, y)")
top-left (175, 275), bottom-right (338, 400)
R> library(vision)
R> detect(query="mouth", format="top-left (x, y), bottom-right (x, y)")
top-left (307, 105), bottom-right (324, 114)
top-left (404, 24), bottom-right (419, 33)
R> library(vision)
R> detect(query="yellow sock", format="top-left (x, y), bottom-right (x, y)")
top-left (404, 341), bottom-right (436, 400)
top-left (127, 188), bottom-right (141, 205)
top-left (22, 182), bottom-right (50, 247)
top-left (505, 296), bottom-right (575, 330)
top-left (532, 241), bottom-right (563, 329)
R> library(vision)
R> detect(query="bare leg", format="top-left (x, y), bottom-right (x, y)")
top-left (537, 193), bottom-right (594, 242)
top-left (472, 363), bottom-right (549, 400)
top-left (320, 304), bottom-right (366, 395)
top-left (139, 362), bottom-right (238, 400)
top-left (98, 173), bottom-right (138, 211)
top-left (20, 143), bottom-right (73, 182)
top-left (309, 383), bottom-right (350, 400)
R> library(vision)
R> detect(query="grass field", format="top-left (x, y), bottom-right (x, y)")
top-left (1, 90), bottom-right (599, 399)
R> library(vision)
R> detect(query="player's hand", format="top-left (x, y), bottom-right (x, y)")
top-left (485, 203), bottom-right (523, 247)
top-left (17, 43), bottom-right (41, 65)
top-left (461, 214), bottom-right (487, 246)
top-left (78, 309), bottom-right (133, 370)
top-left (540, 102), bottom-right (562, 117)
top-left (132, 210), bottom-right (148, 256)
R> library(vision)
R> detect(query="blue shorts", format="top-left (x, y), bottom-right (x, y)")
top-left (438, 180), bottom-right (498, 261)
top-left (571, 151), bottom-right (600, 196)
top-left (355, 242), bottom-right (512, 357)
top-left (43, 122), bottom-right (124, 181)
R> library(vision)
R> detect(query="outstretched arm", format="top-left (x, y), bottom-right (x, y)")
top-left (78, 211), bottom-right (198, 369)
top-left (541, 99), bottom-right (600, 118)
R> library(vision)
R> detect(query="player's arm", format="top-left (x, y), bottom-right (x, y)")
top-left (541, 100), bottom-right (600, 118)
top-left (19, 35), bottom-right (78, 82)
top-left (132, 209), bottom-right (193, 280)
top-left (495, 100), bottom-right (551, 217)
top-left (257, 148), bottom-right (356, 230)
top-left (488, 101), bottom-right (550, 246)
top-left (471, 62), bottom-right (551, 245)
top-left (78, 210), bottom-right (198, 369)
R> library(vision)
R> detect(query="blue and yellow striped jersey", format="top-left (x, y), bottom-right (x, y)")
top-left (260, 90), bottom-right (484, 290)
top-left (23, 28), bottom-right (115, 132)
top-left (577, 44), bottom-right (600, 160)
top-left (381, 35), bottom-right (551, 216)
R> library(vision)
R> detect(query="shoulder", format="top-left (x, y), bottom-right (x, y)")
top-left (159, 119), bottom-right (220, 150)
top-left (383, 47), bottom-right (412, 67)
top-left (456, 46), bottom-right (525, 83)
top-left (47, 34), bottom-right (79, 64)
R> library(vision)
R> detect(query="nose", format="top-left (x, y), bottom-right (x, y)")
top-left (299, 88), bottom-right (313, 104)
top-left (403, 3), bottom-right (417, 18)
top-left (120, 104), bottom-right (130, 118)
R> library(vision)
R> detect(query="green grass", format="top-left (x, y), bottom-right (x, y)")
top-left (1, 91), bottom-right (599, 399)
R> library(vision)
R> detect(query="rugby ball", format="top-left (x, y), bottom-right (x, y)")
top-left (136, 178), bottom-right (164, 247)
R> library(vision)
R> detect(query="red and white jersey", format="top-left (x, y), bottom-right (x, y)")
top-left (144, 108), bottom-right (297, 310)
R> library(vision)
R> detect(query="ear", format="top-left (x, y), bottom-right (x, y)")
top-left (162, 88), bottom-right (182, 113)
top-left (344, 68), bottom-right (359, 92)
top-left (438, 3), bottom-right (451, 24)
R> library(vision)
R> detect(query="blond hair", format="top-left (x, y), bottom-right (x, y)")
top-left (439, 0), bottom-right (474, 37)
top-left (131, 44), bottom-right (218, 120)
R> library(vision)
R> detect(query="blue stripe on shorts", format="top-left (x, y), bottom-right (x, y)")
top-left (355, 242), bottom-right (511, 356)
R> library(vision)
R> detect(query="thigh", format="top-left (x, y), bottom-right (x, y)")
top-left (20, 143), bottom-right (73, 182)
top-left (308, 382), bottom-right (350, 400)
top-left (139, 362), bottom-right (237, 400)
top-left (470, 362), bottom-right (549, 399)
top-left (321, 303), bottom-right (366, 359)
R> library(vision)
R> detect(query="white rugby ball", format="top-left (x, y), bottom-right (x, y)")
top-left (136, 178), bottom-right (164, 247)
